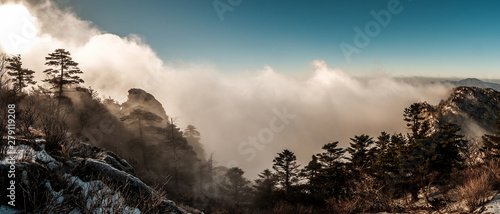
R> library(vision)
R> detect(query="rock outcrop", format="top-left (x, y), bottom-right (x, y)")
top-left (426, 86), bottom-right (500, 136)
top-left (0, 141), bottom-right (189, 213)
top-left (121, 88), bottom-right (169, 123)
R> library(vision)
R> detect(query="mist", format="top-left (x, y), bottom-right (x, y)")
top-left (0, 0), bottom-right (455, 177)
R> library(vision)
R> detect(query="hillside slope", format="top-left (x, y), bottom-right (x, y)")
top-left (426, 86), bottom-right (500, 136)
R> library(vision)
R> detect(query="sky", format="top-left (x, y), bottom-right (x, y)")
top-left (0, 0), bottom-right (498, 177)
top-left (65, 0), bottom-right (500, 78)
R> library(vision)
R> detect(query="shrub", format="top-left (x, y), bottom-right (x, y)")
top-left (456, 165), bottom-right (495, 211)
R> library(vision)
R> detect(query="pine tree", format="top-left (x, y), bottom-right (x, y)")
top-left (346, 134), bottom-right (375, 171)
top-left (253, 169), bottom-right (276, 209)
top-left (483, 111), bottom-right (500, 159)
top-left (272, 149), bottom-right (301, 196)
top-left (314, 141), bottom-right (348, 199)
top-left (317, 141), bottom-right (345, 168)
top-left (121, 109), bottom-right (163, 167)
top-left (303, 155), bottom-right (321, 184)
top-left (0, 53), bottom-right (8, 89)
top-left (378, 133), bottom-right (407, 190)
top-left (184, 124), bottom-right (206, 160)
top-left (400, 103), bottom-right (434, 201)
top-left (404, 102), bottom-right (431, 140)
top-left (121, 109), bottom-right (163, 141)
top-left (372, 132), bottom-right (395, 180)
top-left (302, 155), bottom-right (322, 199)
top-left (6, 54), bottom-right (36, 93)
top-left (43, 49), bottom-right (83, 98)
top-left (220, 167), bottom-right (251, 204)
top-left (160, 121), bottom-right (198, 191)
top-left (430, 122), bottom-right (467, 172)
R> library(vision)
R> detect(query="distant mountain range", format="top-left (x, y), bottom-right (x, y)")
top-left (446, 78), bottom-right (500, 91)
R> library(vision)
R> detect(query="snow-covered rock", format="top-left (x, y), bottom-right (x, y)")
top-left (425, 86), bottom-right (500, 136)
top-left (481, 194), bottom-right (500, 213)
top-left (0, 141), bottom-right (189, 213)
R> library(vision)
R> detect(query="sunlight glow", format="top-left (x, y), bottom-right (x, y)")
top-left (0, 4), bottom-right (39, 54)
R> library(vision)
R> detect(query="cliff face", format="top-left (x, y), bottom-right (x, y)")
top-left (426, 86), bottom-right (500, 136)
top-left (0, 141), bottom-right (189, 213)
top-left (121, 88), bottom-right (169, 123)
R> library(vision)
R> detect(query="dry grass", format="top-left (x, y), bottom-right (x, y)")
top-left (272, 201), bottom-right (314, 214)
top-left (326, 172), bottom-right (395, 213)
top-left (456, 162), bottom-right (500, 212)
top-left (326, 197), bottom-right (360, 214)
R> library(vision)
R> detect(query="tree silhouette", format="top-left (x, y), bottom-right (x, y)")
top-left (220, 167), bottom-right (251, 204)
top-left (404, 102), bottom-right (431, 140)
top-left (430, 122), bottom-right (467, 172)
top-left (0, 53), bottom-right (11, 90)
top-left (43, 49), bottom-right (83, 98)
top-left (273, 149), bottom-right (301, 196)
top-left (6, 54), bottom-right (36, 93)
top-left (184, 124), bottom-right (206, 159)
top-left (314, 141), bottom-right (348, 199)
top-left (121, 109), bottom-right (163, 166)
top-left (253, 169), bottom-right (277, 209)
top-left (483, 111), bottom-right (500, 159)
top-left (347, 134), bottom-right (375, 170)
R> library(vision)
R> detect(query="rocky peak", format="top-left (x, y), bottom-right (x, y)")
top-left (121, 88), bottom-right (169, 122)
top-left (427, 86), bottom-right (500, 135)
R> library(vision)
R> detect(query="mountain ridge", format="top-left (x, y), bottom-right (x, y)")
top-left (446, 78), bottom-right (500, 92)
top-left (425, 86), bottom-right (500, 136)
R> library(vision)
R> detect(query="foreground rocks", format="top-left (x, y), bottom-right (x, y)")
top-left (0, 141), bottom-right (189, 213)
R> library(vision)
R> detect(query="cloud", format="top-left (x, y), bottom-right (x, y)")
top-left (0, 0), bottom-right (454, 177)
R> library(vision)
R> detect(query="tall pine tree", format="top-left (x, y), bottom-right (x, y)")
top-left (347, 135), bottom-right (375, 171)
top-left (272, 149), bottom-right (301, 196)
top-left (120, 109), bottom-right (163, 167)
top-left (220, 167), bottom-right (251, 204)
top-left (400, 103), bottom-right (434, 201)
top-left (253, 169), bottom-right (276, 209)
top-left (483, 111), bottom-right (500, 159)
top-left (430, 122), bottom-right (467, 172)
top-left (43, 49), bottom-right (83, 98)
top-left (184, 125), bottom-right (206, 160)
top-left (6, 54), bottom-right (36, 93)
top-left (314, 141), bottom-right (348, 199)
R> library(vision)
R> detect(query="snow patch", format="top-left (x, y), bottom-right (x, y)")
top-left (0, 205), bottom-right (22, 214)
top-left (64, 174), bottom-right (141, 214)
top-left (482, 194), bottom-right (500, 213)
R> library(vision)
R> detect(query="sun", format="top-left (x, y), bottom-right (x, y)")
top-left (0, 4), bottom-right (39, 54)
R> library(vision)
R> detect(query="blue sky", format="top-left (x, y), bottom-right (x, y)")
top-left (67, 0), bottom-right (500, 78)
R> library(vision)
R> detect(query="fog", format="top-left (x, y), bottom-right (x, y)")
top-left (0, 0), bottom-right (454, 177)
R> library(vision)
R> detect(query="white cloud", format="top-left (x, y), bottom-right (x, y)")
top-left (0, 0), bottom-right (453, 177)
